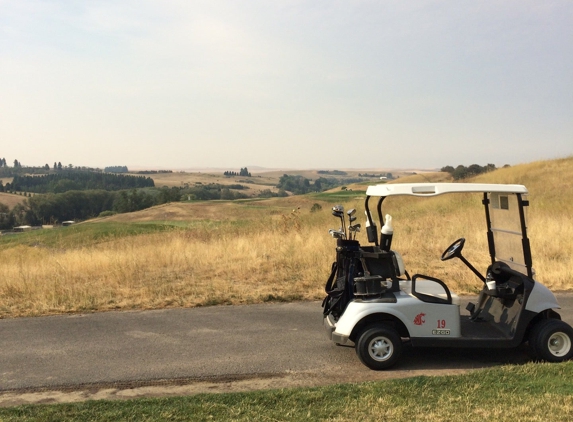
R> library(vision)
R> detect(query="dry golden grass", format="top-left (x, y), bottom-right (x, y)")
top-left (1, 157), bottom-right (572, 318)
top-left (0, 214), bottom-right (332, 317)
top-left (0, 192), bottom-right (27, 210)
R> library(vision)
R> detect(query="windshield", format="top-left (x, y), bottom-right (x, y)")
top-left (489, 192), bottom-right (528, 275)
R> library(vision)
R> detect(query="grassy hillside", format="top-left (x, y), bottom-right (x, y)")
top-left (146, 168), bottom-right (415, 196)
top-left (147, 171), bottom-right (279, 195)
top-left (0, 192), bottom-right (27, 210)
top-left (0, 157), bottom-right (571, 318)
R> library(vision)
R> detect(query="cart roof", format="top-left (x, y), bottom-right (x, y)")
top-left (366, 183), bottom-right (528, 197)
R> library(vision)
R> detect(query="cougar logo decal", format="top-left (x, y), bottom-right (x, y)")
top-left (413, 313), bottom-right (426, 326)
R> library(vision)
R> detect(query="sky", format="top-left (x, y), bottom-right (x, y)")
top-left (1, 1), bottom-right (572, 171)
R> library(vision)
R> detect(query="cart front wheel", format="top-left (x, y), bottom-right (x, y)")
top-left (356, 325), bottom-right (402, 370)
top-left (529, 319), bottom-right (573, 362)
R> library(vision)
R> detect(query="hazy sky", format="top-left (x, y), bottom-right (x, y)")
top-left (1, 1), bottom-right (572, 170)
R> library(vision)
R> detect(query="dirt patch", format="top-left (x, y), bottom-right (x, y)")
top-left (0, 367), bottom-right (474, 407)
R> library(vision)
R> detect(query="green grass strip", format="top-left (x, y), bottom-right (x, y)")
top-left (2, 362), bottom-right (573, 421)
top-left (310, 190), bottom-right (367, 202)
top-left (0, 222), bottom-right (174, 249)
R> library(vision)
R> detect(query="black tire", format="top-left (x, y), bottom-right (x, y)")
top-left (529, 319), bottom-right (573, 362)
top-left (356, 325), bottom-right (402, 370)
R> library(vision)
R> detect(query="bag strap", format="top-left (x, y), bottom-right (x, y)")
top-left (324, 261), bottom-right (338, 293)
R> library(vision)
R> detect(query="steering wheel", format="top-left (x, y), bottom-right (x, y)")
top-left (441, 238), bottom-right (466, 261)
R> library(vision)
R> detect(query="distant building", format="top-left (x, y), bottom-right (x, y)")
top-left (13, 225), bottom-right (32, 232)
top-left (62, 221), bottom-right (75, 226)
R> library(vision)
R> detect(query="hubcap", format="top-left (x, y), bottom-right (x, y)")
top-left (368, 336), bottom-right (393, 362)
top-left (548, 332), bottom-right (572, 357)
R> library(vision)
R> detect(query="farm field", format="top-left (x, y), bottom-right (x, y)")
top-left (145, 170), bottom-right (278, 195)
top-left (142, 167), bottom-right (408, 196)
top-left (0, 157), bottom-right (572, 318)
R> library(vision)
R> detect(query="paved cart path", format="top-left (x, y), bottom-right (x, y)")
top-left (2, 295), bottom-right (573, 405)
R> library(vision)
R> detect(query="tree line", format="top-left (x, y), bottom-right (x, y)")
top-left (440, 163), bottom-right (509, 180)
top-left (358, 172), bottom-right (395, 179)
top-left (276, 174), bottom-right (364, 195)
top-left (0, 158), bottom-right (104, 177)
top-left (136, 170), bottom-right (173, 174)
top-left (0, 181), bottom-right (284, 229)
top-left (5, 171), bottom-right (154, 193)
top-left (104, 166), bottom-right (128, 173)
top-left (224, 167), bottom-right (252, 177)
top-left (317, 170), bottom-right (347, 176)
top-left (0, 187), bottom-right (182, 228)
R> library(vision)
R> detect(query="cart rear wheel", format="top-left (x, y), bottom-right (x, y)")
top-left (529, 319), bottom-right (573, 362)
top-left (356, 325), bottom-right (402, 370)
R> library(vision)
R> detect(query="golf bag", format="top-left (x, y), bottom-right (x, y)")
top-left (322, 239), bottom-right (361, 319)
top-left (322, 240), bottom-right (403, 319)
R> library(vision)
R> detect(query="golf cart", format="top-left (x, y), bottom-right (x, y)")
top-left (322, 183), bottom-right (573, 370)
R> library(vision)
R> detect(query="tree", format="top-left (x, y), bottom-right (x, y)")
top-left (467, 164), bottom-right (484, 176)
top-left (14, 159), bottom-right (19, 168)
top-left (314, 179), bottom-right (322, 191)
top-left (0, 203), bottom-right (16, 230)
top-left (452, 165), bottom-right (469, 180)
top-left (220, 188), bottom-right (234, 200)
top-left (53, 162), bottom-right (57, 170)
top-left (57, 162), bottom-right (62, 170)
top-left (44, 164), bottom-right (50, 170)
top-left (277, 174), bottom-right (313, 194)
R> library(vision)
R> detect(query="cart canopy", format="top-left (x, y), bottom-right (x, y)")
top-left (366, 183), bottom-right (528, 198)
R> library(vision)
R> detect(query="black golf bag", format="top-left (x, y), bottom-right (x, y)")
top-left (322, 239), bottom-right (360, 319)
top-left (322, 239), bottom-right (402, 319)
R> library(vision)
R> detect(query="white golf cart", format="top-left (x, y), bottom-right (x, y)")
top-left (322, 183), bottom-right (573, 370)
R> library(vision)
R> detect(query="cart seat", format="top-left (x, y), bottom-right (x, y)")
top-left (411, 274), bottom-right (460, 306)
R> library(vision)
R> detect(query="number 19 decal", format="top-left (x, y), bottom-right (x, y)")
top-left (433, 320), bottom-right (450, 335)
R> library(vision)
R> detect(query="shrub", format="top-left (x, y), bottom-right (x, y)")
top-left (98, 210), bottom-right (118, 217)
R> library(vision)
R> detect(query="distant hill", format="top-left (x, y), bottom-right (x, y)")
top-left (0, 192), bottom-right (27, 210)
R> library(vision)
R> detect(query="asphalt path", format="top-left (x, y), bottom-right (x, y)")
top-left (2, 295), bottom-right (573, 400)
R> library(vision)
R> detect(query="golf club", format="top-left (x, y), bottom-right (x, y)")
top-left (348, 223), bottom-right (361, 240)
top-left (328, 228), bottom-right (345, 239)
top-left (332, 205), bottom-right (346, 238)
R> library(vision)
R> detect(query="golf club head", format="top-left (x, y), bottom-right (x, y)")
top-left (349, 224), bottom-right (361, 232)
top-left (332, 210), bottom-right (344, 218)
top-left (332, 204), bottom-right (344, 213)
top-left (349, 215), bottom-right (357, 223)
top-left (347, 223), bottom-right (360, 240)
top-left (328, 229), bottom-right (345, 239)
top-left (346, 208), bottom-right (356, 217)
